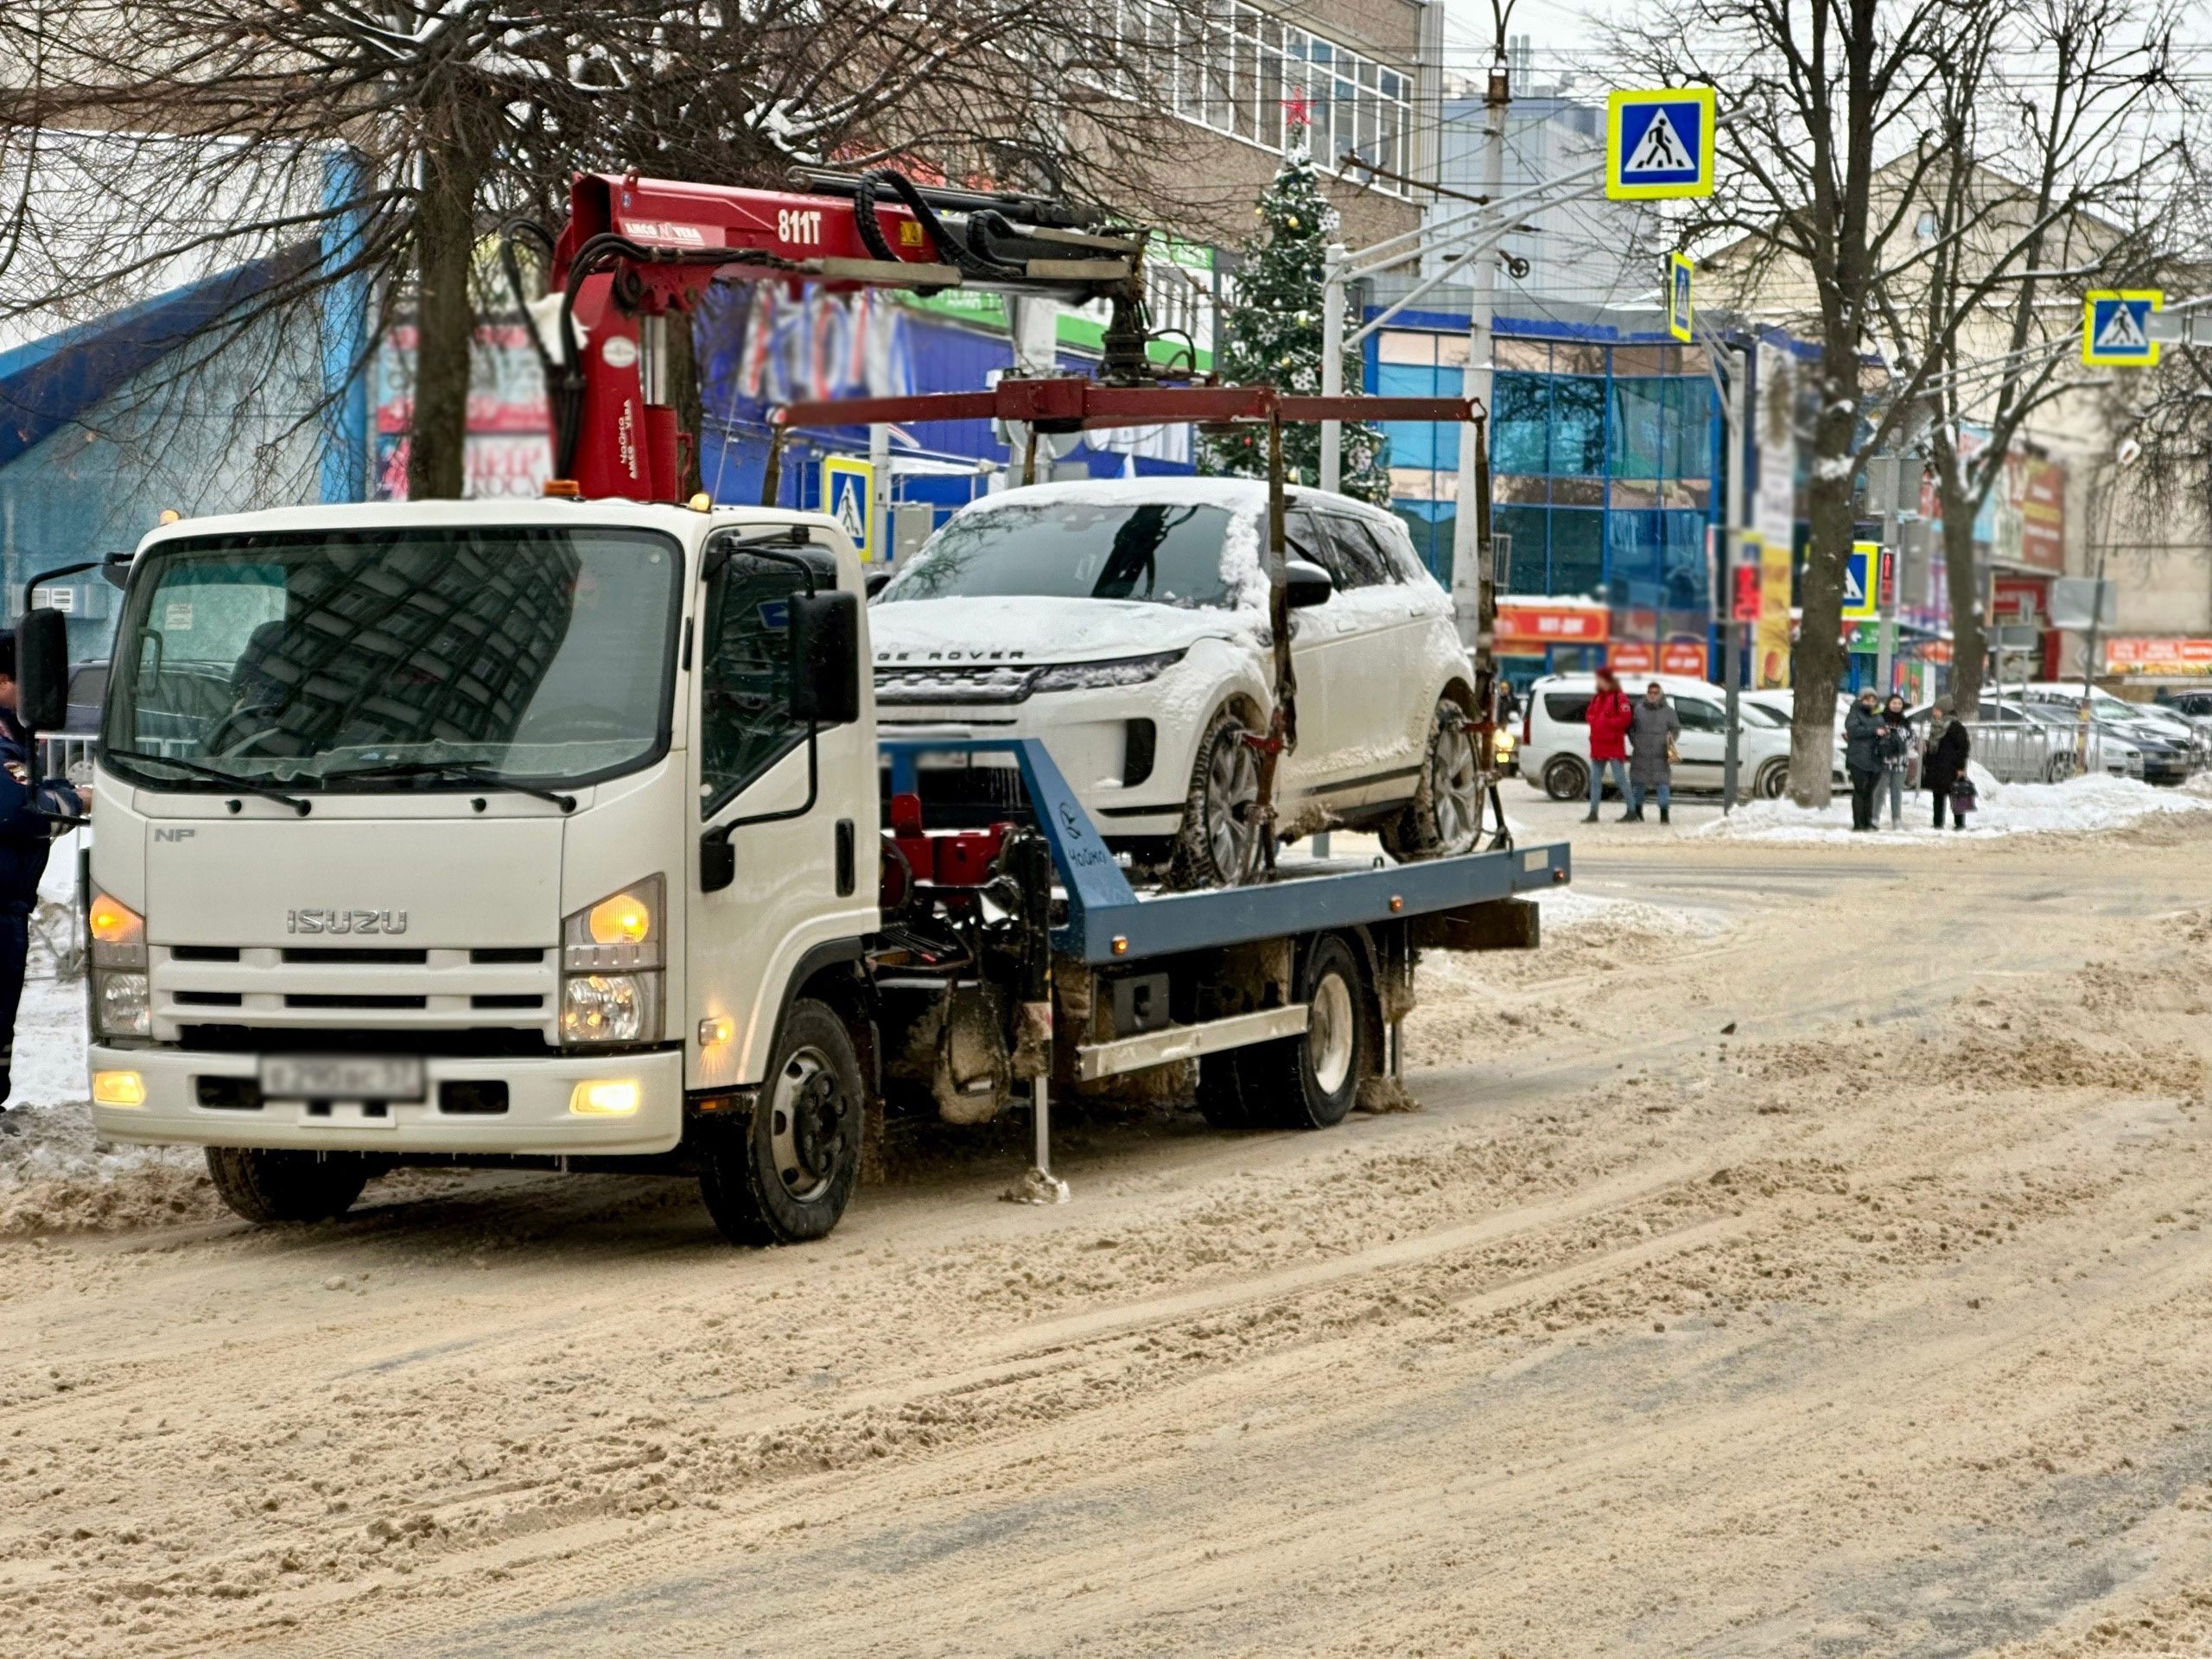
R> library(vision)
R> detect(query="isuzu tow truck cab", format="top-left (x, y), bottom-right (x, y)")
top-left (14, 165), bottom-right (1567, 1243)
top-left (67, 499), bottom-right (885, 1240)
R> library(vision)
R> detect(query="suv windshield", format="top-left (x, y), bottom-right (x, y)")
top-left (877, 501), bottom-right (1238, 608)
top-left (105, 524), bottom-right (682, 790)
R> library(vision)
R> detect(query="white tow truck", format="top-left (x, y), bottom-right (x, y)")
top-left (12, 166), bottom-right (1570, 1243)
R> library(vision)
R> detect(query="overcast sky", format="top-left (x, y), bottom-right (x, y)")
top-left (1436, 0), bottom-right (1603, 76)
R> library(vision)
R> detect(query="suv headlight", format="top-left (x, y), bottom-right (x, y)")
top-left (89, 892), bottom-right (150, 1039)
top-left (1029, 650), bottom-right (1186, 695)
top-left (561, 877), bottom-right (664, 1047)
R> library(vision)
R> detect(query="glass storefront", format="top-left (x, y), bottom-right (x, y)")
top-left (1374, 327), bottom-right (1722, 683)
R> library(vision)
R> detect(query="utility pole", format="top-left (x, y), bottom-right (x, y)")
top-left (1718, 343), bottom-right (1747, 809)
top-left (1448, 53), bottom-right (1510, 647)
top-left (1874, 455), bottom-right (1901, 697)
top-left (1319, 244), bottom-right (1347, 495)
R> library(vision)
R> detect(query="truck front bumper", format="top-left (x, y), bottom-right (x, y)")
top-left (86, 1045), bottom-right (684, 1157)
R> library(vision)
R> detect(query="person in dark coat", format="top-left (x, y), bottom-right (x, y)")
top-left (1923, 700), bottom-right (1973, 830)
top-left (0, 631), bottom-right (88, 1114)
top-left (1584, 669), bottom-right (1634, 823)
top-left (1626, 681), bottom-right (1680, 823)
top-left (1878, 692), bottom-right (1913, 828)
top-left (1844, 689), bottom-right (1884, 831)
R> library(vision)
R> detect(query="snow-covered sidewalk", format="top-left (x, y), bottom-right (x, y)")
top-left (1694, 767), bottom-right (2212, 844)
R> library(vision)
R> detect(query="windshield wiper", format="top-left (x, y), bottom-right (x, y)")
top-left (320, 760), bottom-right (578, 812)
top-left (105, 749), bottom-right (312, 816)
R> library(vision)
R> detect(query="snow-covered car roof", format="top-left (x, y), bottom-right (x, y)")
top-left (946, 477), bottom-right (1395, 520)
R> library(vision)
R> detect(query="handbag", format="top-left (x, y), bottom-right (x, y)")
top-left (1664, 736), bottom-right (1680, 766)
top-left (1949, 776), bottom-right (1977, 815)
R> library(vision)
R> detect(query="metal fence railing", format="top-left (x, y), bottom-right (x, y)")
top-left (1953, 721), bottom-right (2129, 785)
top-left (37, 734), bottom-right (95, 785)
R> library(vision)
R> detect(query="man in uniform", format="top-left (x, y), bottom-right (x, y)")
top-left (0, 630), bottom-right (87, 1113)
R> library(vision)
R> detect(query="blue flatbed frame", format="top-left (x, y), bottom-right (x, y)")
top-left (881, 737), bottom-right (1570, 964)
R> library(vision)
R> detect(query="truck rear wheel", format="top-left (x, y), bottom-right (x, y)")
top-left (1198, 934), bottom-right (1370, 1132)
top-left (698, 998), bottom-right (864, 1246)
top-left (205, 1147), bottom-right (372, 1224)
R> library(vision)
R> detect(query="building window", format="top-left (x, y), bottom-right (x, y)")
top-left (1370, 327), bottom-right (1719, 626)
top-left (1110, 1), bottom-right (1415, 193)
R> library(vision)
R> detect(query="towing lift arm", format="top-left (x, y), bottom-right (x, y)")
top-left (520, 165), bottom-right (1500, 868)
top-left (518, 169), bottom-right (1155, 502)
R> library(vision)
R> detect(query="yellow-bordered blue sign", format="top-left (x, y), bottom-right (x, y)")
top-left (822, 455), bottom-right (878, 561)
top-left (2082, 290), bottom-right (2160, 367)
top-left (1667, 251), bottom-right (1694, 342)
top-left (1842, 541), bottom-right (1879, 620)
top-left (1607, 88), bottom-right (1716, 200)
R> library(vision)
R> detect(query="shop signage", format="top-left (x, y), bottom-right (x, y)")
top-left (2107, 637), bottom-right (2212, 676)
top-left (1496, 601), bottom-right (1608, 647)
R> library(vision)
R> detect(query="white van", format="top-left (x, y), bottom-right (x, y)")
top-left (1522, 673), bottom-right (1834, 801)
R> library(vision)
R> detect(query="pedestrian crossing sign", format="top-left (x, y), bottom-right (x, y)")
top-left (822, 455), bottom-right (879, 561)
top-left (1667, 252), bottom-right (1694, 342)
top-left (2082, 291), bottom-right (2161, 366)
top-left (1842, 540), bottom-right (1879, 620)
top-left (1607, 88), bottom-right (1716, 200)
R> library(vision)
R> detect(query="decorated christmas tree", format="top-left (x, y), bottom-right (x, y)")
top-left (1200, 115), bottom-right (1391, 504)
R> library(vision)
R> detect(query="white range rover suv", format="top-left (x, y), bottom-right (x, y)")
top-left (869, 479), bottom-right (1482, 885)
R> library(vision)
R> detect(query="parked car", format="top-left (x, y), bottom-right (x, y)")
top-left (869, 480), bottom-right (1482, 885)
top-left (1906, 697), bottom-right (2143, 784)
top-left (64, 660), bottom-right (108, 734)
top-left (2153, 686), bottom-right (2212, 747)
top-left (2015, 683), bottom-right (2200, 784)
top-left (1522, 673), bottom-right (1843, 800)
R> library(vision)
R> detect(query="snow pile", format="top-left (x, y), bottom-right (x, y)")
top-left (1533, 884), bottom-right (1723, 938)
top-left (1695, 768), bottom-right (2212, 844)
top-left (1, 982), bottom-right (219, 1234)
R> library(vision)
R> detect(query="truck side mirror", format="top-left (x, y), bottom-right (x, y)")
top-left (16, 607), bottom-right (70, 734)
top-left (1284, 559), bottom-right (1334, 609)
top-left (790, 590), bottom-right (861, 726)
top-left (864, 569), bottom-right (893, 599)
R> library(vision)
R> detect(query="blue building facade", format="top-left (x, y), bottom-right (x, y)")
top-left (1369, 309), bottom-right (1725, 684)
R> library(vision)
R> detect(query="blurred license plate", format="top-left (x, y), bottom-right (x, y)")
top-left (258, 1055), bottom-right (424, 1102)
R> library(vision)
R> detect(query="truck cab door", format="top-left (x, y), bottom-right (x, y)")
top-left (688, 537), bottom-right (878, 1094)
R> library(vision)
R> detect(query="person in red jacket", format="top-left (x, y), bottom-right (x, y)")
top-left (1585, 669), bottom-right (1634, 823)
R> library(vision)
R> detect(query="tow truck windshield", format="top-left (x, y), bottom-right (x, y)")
top-left (877, 501), bottom-right (1237, 609)
top-left (103, 524), bottom-right (682, 791)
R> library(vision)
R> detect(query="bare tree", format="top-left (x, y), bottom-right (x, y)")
top-left (1871, 0), bottom-right (2185, 717)
top-left (0, 0), bottom-right (1209, 501)
top-left (1606, 0), bottom-right (1965, 802)
top-left (1603, 0), bottom-right (2185, 801)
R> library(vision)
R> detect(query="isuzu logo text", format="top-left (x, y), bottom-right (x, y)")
top-left (287, 909), bottom-right (409, 936)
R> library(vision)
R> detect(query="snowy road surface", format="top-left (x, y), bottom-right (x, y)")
top-left (6, 812), bottom-right (2212, 1656)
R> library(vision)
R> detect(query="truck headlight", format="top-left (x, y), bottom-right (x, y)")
top-left (563, 875), bottom-right (664, 973)
top-left (561, 973), bottom-right (660, 1046)
top-left (96, 970), bottom-right (150, 1039)
top-left (88, 892), bottom-right (147, 969)
top-left (560, 879), bottom-right (664, 1048)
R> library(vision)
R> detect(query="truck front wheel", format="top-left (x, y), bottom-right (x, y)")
top-left (698, 998), bottom-right (864, 1246)
top-left (205, 1147), bottom-right (372, 1224)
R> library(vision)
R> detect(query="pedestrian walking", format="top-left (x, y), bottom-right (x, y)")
top-left (0, 631), bottom-right (88, 1114)
top-left (1844, 688), bottom-right (1884, 831)
top-left (1626, 680), bottom-right (1680, 823)
top-left (1923, 700), bottom-right (1973, 830)
top-left (1584, 669), bottom-right (1633, 823)
top-left (1878, 692), bottom-right (1912, 829)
